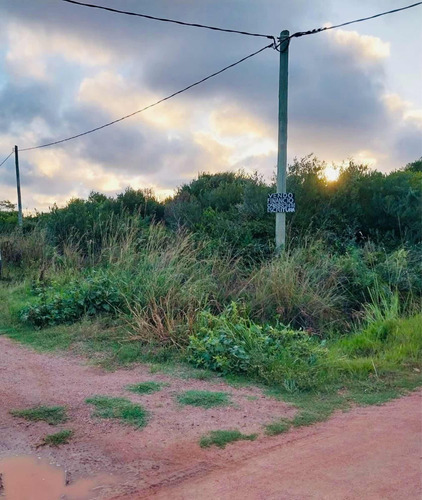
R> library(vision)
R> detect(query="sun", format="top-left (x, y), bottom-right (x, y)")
top-left (324, 166), bottom-right (340, 182)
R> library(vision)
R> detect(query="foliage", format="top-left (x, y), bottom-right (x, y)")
top-left (246, 242), bottom-right (346, 331)
top-left (85, 395), bottom-right (148, 428)
top-left (40, 188), bottom-right (164, 253)
top-left (188, 303), bottom-right (328, 391)
top-left (20, 273), bottom-right (123, 328)
top-left (1, 157), bottom-right (421, 406)
top-left (177, 390), bottom-right (232, 408)
top-left (10, 406), bottom-right (68, 425)
top-left (199, 429), bottom-right (257, 448)
top-left (40, 430), bottom-right (73, 447)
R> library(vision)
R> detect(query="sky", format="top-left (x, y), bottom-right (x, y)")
top-left (0, 0), bottom-right (421, 211)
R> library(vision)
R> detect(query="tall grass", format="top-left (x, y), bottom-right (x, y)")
top-left (245, 242), bottom-right (347, 332)
top-left (104, 224), bottom-right (239, 346)
top-left (2, 217), bottom-right (421, 395)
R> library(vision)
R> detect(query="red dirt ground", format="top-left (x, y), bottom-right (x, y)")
top-left (0, 336), bottom-right (421, 499)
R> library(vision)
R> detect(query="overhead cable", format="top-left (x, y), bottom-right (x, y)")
top-left (21, 42), bottom-right (275, 152)
top-left (59, 0), bottom-right (275, 41)
top-left (0, 150), bottom-right (13, 168)
top-left (290, 2), bottom-right (422, 38)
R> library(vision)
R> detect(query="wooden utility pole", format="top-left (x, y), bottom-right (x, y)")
top-left (275, 30), bottom-right (289, 251)
top-left (14, 145), bottom-right (23, 229)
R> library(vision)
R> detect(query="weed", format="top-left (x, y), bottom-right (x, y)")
top-left (10, 406), bottom-right (67, 425)
top-left (40, 429), bottom-right (73, 447)
top-left (86, 395), bottom-right (148, 428)
top-left (126, 381), bottom-right (167, 395)
top-left (264, 419), bottom-right (291, 436)
top-left (200, 430), bottom-right (257, 448)
top-left (188, 303), bottom-right (327, 390)
top-left (177, 390), bottom-right (231, 409)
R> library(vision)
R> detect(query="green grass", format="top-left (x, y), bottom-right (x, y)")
top-left (85, 395), bottom-right (148, 428)
top-left (200, 430), bottom-right (258, 448)
top-left (10, 405), bottom-right (68, 425)
top-left (177, 390), bottom-right (232, 409)
top-left (264, 419), bottom-right (291, 436)
top-left (126, 381), bottom-right (167, 394)
top-left (40, 429), bottom-right (73, 447)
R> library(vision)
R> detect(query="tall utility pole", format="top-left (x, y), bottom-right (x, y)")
top-left (14, 145), bottom-right (23, 229)
top-left (275, 30), bottom-right (289, 251)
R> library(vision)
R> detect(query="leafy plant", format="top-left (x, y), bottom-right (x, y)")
top-left (188, 303), bottom-right (328, 391)
top-left (20, 273), bottom-right (123, 327)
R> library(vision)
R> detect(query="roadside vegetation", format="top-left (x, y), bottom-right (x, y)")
top-left (10, 406), bottom-right (68, 425)
top-left (177, 390), bottom-right (232, 409)
top-left (200, 430), bottom-right (258, 448)
top-left (86, 396), bottom-right (149, 428)
top-left (126, 381), bottom-right (167, 394)
top-left (40, 429), bottom-right (73, 447)
top-left (1, 156), bottom-right (421, 430)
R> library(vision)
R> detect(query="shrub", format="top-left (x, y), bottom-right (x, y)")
top-left (188, 303), bottom-right (328, 391)
top-left (20, 273), bottom-right (123, 327)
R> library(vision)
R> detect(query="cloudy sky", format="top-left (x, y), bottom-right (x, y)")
top-left (0, 0), bottom-right (421, 211)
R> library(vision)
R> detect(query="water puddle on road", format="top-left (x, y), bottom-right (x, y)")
top-left (0, 456), bottom-right (114, 499)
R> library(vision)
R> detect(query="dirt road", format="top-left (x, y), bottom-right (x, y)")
top-left (0, 336), bottom-right (421, 499)
top-left (146, 390), bottom-right (422, 500)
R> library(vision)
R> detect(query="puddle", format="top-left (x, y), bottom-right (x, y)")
top-left (0, 456), bottom-right (114, 500)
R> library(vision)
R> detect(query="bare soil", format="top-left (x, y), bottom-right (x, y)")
top-left (0, 336), bottom-right (421, 499)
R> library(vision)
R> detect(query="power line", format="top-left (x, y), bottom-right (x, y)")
top-left (290, 2), bottom-right (422, 39)
top-left (0, 150), bottom-right (13, 168)
top-left (21, 42), bottom-right (275, 152)
top-left (59, 0), bottom-right (275, 41)
top-left (17, 2), bottom-right (422, 151)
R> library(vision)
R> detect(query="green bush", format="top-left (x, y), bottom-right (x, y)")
top-left (188, 303), bottom-right (327, 391)
top-left (20, 273), bottom-right (123, 327)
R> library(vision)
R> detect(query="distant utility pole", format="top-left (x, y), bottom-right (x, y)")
top-left (14, 145), bottom-right (23, 229)
top-left (275, 30), bottom-right (289, 251)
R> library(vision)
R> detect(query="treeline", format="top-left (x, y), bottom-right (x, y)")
top-left (1, 155), bottom-right (421, 258)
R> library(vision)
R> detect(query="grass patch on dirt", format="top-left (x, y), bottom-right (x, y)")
top-left (126, 381), bottom-right (167, 395)
top-left (266, 372), bottom-right (422, 431)
top-left (40, 429), bottom-right (73, 447)
top-left (86, 395), bottom-right (148, 428)
top-left (200, 430), bottom-right (258, 448)
top-left (264, 419), bottom-right (291, 436)
top-left (10, 405), bottom-right (67, 425)
top-left (177, 390), bottom-right (231, 409)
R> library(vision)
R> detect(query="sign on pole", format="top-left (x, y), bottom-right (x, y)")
top-left (267, 193), bottom-right (295, 213)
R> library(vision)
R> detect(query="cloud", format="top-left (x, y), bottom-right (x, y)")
top-left (5, 22), bottom-right (115, 81)
top-left (331, 29), bottom-right (390, 61)
top-left (0, 0), bottom-right (420, 210)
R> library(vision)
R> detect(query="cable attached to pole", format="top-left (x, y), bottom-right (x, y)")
top-left (290, 2), bottom-right (422, 39)
top-left (59, 0), bottom-right (276, 42)
top-left (0, 150), bottom-right (13, 168)
top-left (21, 42), bottom-right (275, 152)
